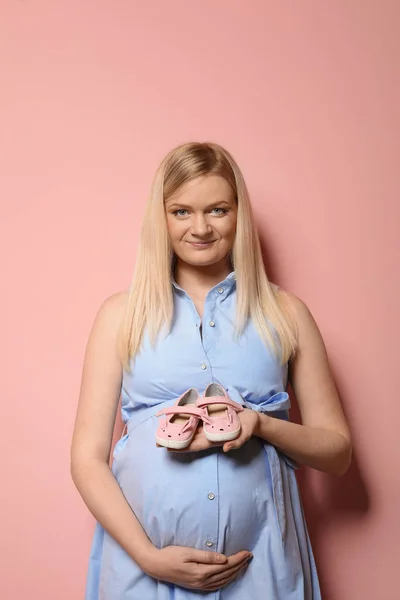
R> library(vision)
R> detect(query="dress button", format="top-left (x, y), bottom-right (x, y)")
top-left (217, 287), bottom-right (224, 294)
top-left (206, 540), bottom-right (214, 547)
top-left (208, 493), bottom-right (215, 500)
top-left (209, 321), bottom-right (215, 327)
top-left (201, 363), bottom-right (207, 370)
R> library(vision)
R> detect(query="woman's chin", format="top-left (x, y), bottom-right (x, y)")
top-left (176, 251), bottom-right (228, 268)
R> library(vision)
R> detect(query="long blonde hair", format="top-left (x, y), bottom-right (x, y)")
top-left (118, 141), bottom-right (298, 372)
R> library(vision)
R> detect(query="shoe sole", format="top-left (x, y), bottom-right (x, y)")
top-left (203, 427), bottom-right (241, 443)
top-left (155, 435), bottom-right (193, 450)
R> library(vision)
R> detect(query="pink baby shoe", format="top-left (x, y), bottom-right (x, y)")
top-left (155, 388), bottom-right (203, 449)
top-left (197, 383), bottom-right (244, 443)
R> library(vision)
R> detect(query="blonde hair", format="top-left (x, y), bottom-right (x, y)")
top-left (118, 141), bottom-right (298, 372)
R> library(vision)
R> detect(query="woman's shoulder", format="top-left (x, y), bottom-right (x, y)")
top-left (271, 284), bottom-right (320, 341)
top-left (271, 282), bottom-right (300, 305)
top-left (270, 283), bottom-right (314, 324)
top-left (100, 289), bottom-right (129, 310)
top-left (93, 290), bottom-right (130, 331)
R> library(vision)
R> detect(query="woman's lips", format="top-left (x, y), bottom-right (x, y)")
top-left (187, 240), bottom-right (216, 249)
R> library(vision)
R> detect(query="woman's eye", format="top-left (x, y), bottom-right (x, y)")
top-left (173, 209), bottom-right (189, 217)
top-left (211, 207), bottom-right (228, 215)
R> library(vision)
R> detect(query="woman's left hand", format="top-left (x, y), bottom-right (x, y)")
top-left (221, 408), bottom-right (261, 452)
top-left (161, 408), bottom-right (262, 454)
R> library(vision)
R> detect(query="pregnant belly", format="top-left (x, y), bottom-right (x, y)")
top-left (113, 415), bottom-right (271, 555)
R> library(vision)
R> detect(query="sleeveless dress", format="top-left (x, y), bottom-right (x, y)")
top-left (85, 272), bottom-right (321, 599)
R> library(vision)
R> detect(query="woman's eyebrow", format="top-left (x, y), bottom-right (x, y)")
top-left (166, 199), bottom-right (233, 210)
top-left (209, 200), bottom-right (232, 207)
top-left (165, 202), bottom-right (192, 210)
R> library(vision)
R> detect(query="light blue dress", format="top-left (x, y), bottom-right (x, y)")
top-left (85, 272), bottom-right (321, 599)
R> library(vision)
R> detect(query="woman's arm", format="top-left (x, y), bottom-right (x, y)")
top-left (227, 292), bottom-right (352, 476)
top-left (71, 293), bottom-right (250, 591)
top-left (70, 292), bottom-right (156, 567)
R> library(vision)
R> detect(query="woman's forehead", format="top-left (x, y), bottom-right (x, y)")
top-left (166, 174), bottom-right (234, 205)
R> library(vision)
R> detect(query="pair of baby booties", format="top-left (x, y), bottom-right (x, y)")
top-left (155, 383), bottom-right (244, 449)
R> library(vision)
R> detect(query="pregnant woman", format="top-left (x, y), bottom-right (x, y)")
top-left (71, 141), bottom-right (352, 599)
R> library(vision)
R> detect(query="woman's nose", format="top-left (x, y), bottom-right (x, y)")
top-left (190, 214), bottom-right (212, 236)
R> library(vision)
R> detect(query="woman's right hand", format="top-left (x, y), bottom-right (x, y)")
top-left (141, 545), bottom-right (252, 592)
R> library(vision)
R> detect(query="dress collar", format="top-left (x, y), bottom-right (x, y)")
top-left (171, 270), bottom-right (236, 293)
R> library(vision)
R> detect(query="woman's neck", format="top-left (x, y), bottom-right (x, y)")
top-left (174, 258), bottom-right (232, 297)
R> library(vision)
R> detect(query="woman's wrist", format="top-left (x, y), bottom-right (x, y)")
top-left (253, 410), bottom-right (269, 438)
top-left (133, 541), bottom-right (160, 576)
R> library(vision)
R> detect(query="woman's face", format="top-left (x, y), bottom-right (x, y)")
top-left (165, 174), bottom-right (237, 268)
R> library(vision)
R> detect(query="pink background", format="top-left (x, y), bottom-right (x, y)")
top-left (1, 1), bottom-right (399, 598)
